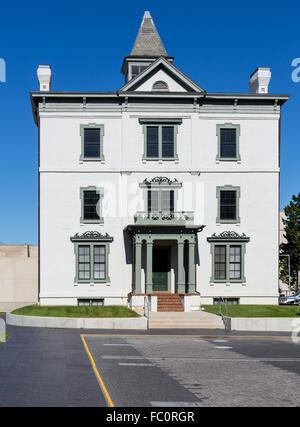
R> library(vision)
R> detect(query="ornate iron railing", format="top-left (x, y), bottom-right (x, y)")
top-left (134, 211), bottom-right (194, 225)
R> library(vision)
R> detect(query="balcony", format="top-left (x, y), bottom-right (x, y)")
top-left (134, 211), bottom-right (195, 226)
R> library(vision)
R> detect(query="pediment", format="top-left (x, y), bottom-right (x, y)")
top-left (119, 57), bottom-right (205, 94)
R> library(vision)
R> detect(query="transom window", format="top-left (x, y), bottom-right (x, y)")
top-left (80, 187), bottom-right (104, 224)
top-left (217, 186), bottom-right (240, 224)
top-left (216, 123), bottom-right (241, 161)
top-left (80, 124), bottom-right (105, 161)
top-left (152, 81), bottom-right (169, 92)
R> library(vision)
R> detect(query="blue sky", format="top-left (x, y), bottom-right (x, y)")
top-left (0, 0), bottom-right (299, 245)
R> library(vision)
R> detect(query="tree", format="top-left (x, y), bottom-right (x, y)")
top-left (280, 193), bottom-right (300, 290)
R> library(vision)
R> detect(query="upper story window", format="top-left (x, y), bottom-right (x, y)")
top-left (80, 124), bottom-right (105, 162)
top-left (80, 187), bottom-right (104, 224)
top-left (152, 81), bottom-right (169, 92)
top-left (217, 186), bottom-right (240, 224)
top-left (216, 123), bottom-right (241, 162)
top-left (131, 65), bottom-right (148, 79)
top-left (148, 190), bottom-right (175, 213)
top-left (139, 119), bottom-right (182, 161)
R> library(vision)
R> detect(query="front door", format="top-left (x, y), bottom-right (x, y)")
top-left (153, 247), bottom-right (170, 292)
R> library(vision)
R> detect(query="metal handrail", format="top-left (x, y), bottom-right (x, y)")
top-left (144, 296), bottom-right (150, 330)
top-left (218, 296), bottom-right (229, 321)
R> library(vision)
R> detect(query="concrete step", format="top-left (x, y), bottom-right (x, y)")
top-left (149, 311), bottom-right (225, 329)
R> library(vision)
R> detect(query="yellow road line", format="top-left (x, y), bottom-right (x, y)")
top-left (81, 335), bottom-right (114, 407)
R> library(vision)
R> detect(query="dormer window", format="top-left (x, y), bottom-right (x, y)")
top-left (152, 81), bottom-right (169, 92)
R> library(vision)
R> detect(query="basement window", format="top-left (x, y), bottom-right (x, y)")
top-left (78, 299), bottom-right (104, 307)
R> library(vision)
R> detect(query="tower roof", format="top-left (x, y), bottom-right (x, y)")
top-left (130, 11), bottom-right (168, 57)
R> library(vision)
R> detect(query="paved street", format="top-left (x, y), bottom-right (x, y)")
top-left (1, 319), bottom-right (300, 407)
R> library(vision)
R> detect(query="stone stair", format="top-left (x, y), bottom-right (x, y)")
top-left (156, 293), bottom-right (184, 312)
top-left (149, 311), bottom-right (225, 329)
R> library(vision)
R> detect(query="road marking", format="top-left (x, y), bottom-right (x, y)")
top-left (215, 346), bottom-right (233, 349)
top-left (103, 344), bottom-right (131, 346)
top-left (83, 333), bottom-right (292, 341)
top-left (81, 335), bottom-right (114, 408)
top-left (119, 363), bottom-right (154, 367)
top-left (193, 339), bottom-right (208, 343)
top-left (151, 402), bottom-right (205, 407)
top-left (213, 339), bottom-right (228, 343)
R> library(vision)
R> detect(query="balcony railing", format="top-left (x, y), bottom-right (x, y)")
top-left (134, 211), bottom-right (194, 226)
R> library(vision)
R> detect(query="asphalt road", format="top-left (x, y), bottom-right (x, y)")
top-left (0, 318), bottom-right (300, 407)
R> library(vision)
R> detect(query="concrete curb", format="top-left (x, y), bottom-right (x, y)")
top-left (6, 313), bottom-right (148, 330)
top-left (224, 316), bottom-right (300, 332)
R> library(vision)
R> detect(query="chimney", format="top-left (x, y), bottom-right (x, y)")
top-left (37, 65), bottom-right (52, 91)
top-left (249, 67), bottom-right (271, 94)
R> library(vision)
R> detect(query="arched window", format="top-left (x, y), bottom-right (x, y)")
top-left (152, 81), bottom-right (169, 92)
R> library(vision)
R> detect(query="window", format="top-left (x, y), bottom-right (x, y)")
top-left (71, 232), bottom-right (113, 284)
top-left (216, 123), bottom-right (240, 161)
top-left (148, 190), bottom-right (174, 213)
top-left (78, 299), bottom-right (104, 306)
top-left (145, 126), bottom-right (176, 159)
top-left (213, 298), bottom-right (240, 305)
top-left (217, 186), bottom-right (240, 223)
top-left (152, 81), bottom-right (169, 92)
top-left (139, 119), bottom-right (181, 161)
top-left (80, 124), bottom-right (105, 161)
top-left (131, 65), bottom-right (148, 79)
top-left (207, 231), bottom-right (249, 283)
top-left (80, 187), bottom-right (104, 224)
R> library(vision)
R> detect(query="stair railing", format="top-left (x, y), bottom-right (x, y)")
top-left (218, 296), bottom-right (229, 323)
top-left (144, 296), bottom-right (150, 330)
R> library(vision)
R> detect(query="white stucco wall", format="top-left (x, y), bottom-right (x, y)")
top-left (38, 106), bottom-right (281, 306)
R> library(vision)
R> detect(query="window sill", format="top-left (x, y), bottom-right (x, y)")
top-left (80, 219), bottom-right (104, 225)
top-left (216, 158), bottom-right (241, 163)
top-left (79, 158), bottom-right (105, 164)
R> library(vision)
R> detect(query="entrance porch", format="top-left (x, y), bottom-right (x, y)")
top-left (126, 225), bottom-right (205, 312)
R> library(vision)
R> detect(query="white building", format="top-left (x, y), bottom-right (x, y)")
top-left (31, 11), bottom-right (289, 310)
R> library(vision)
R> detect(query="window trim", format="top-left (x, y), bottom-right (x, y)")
top-left (216, 123), bottom-right (241, 162)
top-left (80, 186), bottom-right (104, 224)
top-left (139, 119), bottom-right (182, 161)
top-left (71, 232), bottom-right (113, 285)
top-left (80, 123), bottom-right (105, 162)
top-left (207, 232), bottom-right (250, 284)
top-left (216, 185), bottom-right (240, 224)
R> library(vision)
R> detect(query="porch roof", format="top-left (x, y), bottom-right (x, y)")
top-left (125, 224), bottom-right (206, 236)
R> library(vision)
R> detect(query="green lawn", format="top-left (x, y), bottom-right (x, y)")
top-left (11, 305), bottom-right (140, 318)
top-left (0, 333), bottom-right (10, 345)
top-left (202, 304), bottom-right (300, 318)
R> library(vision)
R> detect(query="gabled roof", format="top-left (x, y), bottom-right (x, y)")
top-left (130, 11), bottom-right (167, 57)
top-left (118, 57), bottom-right (205, 93)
